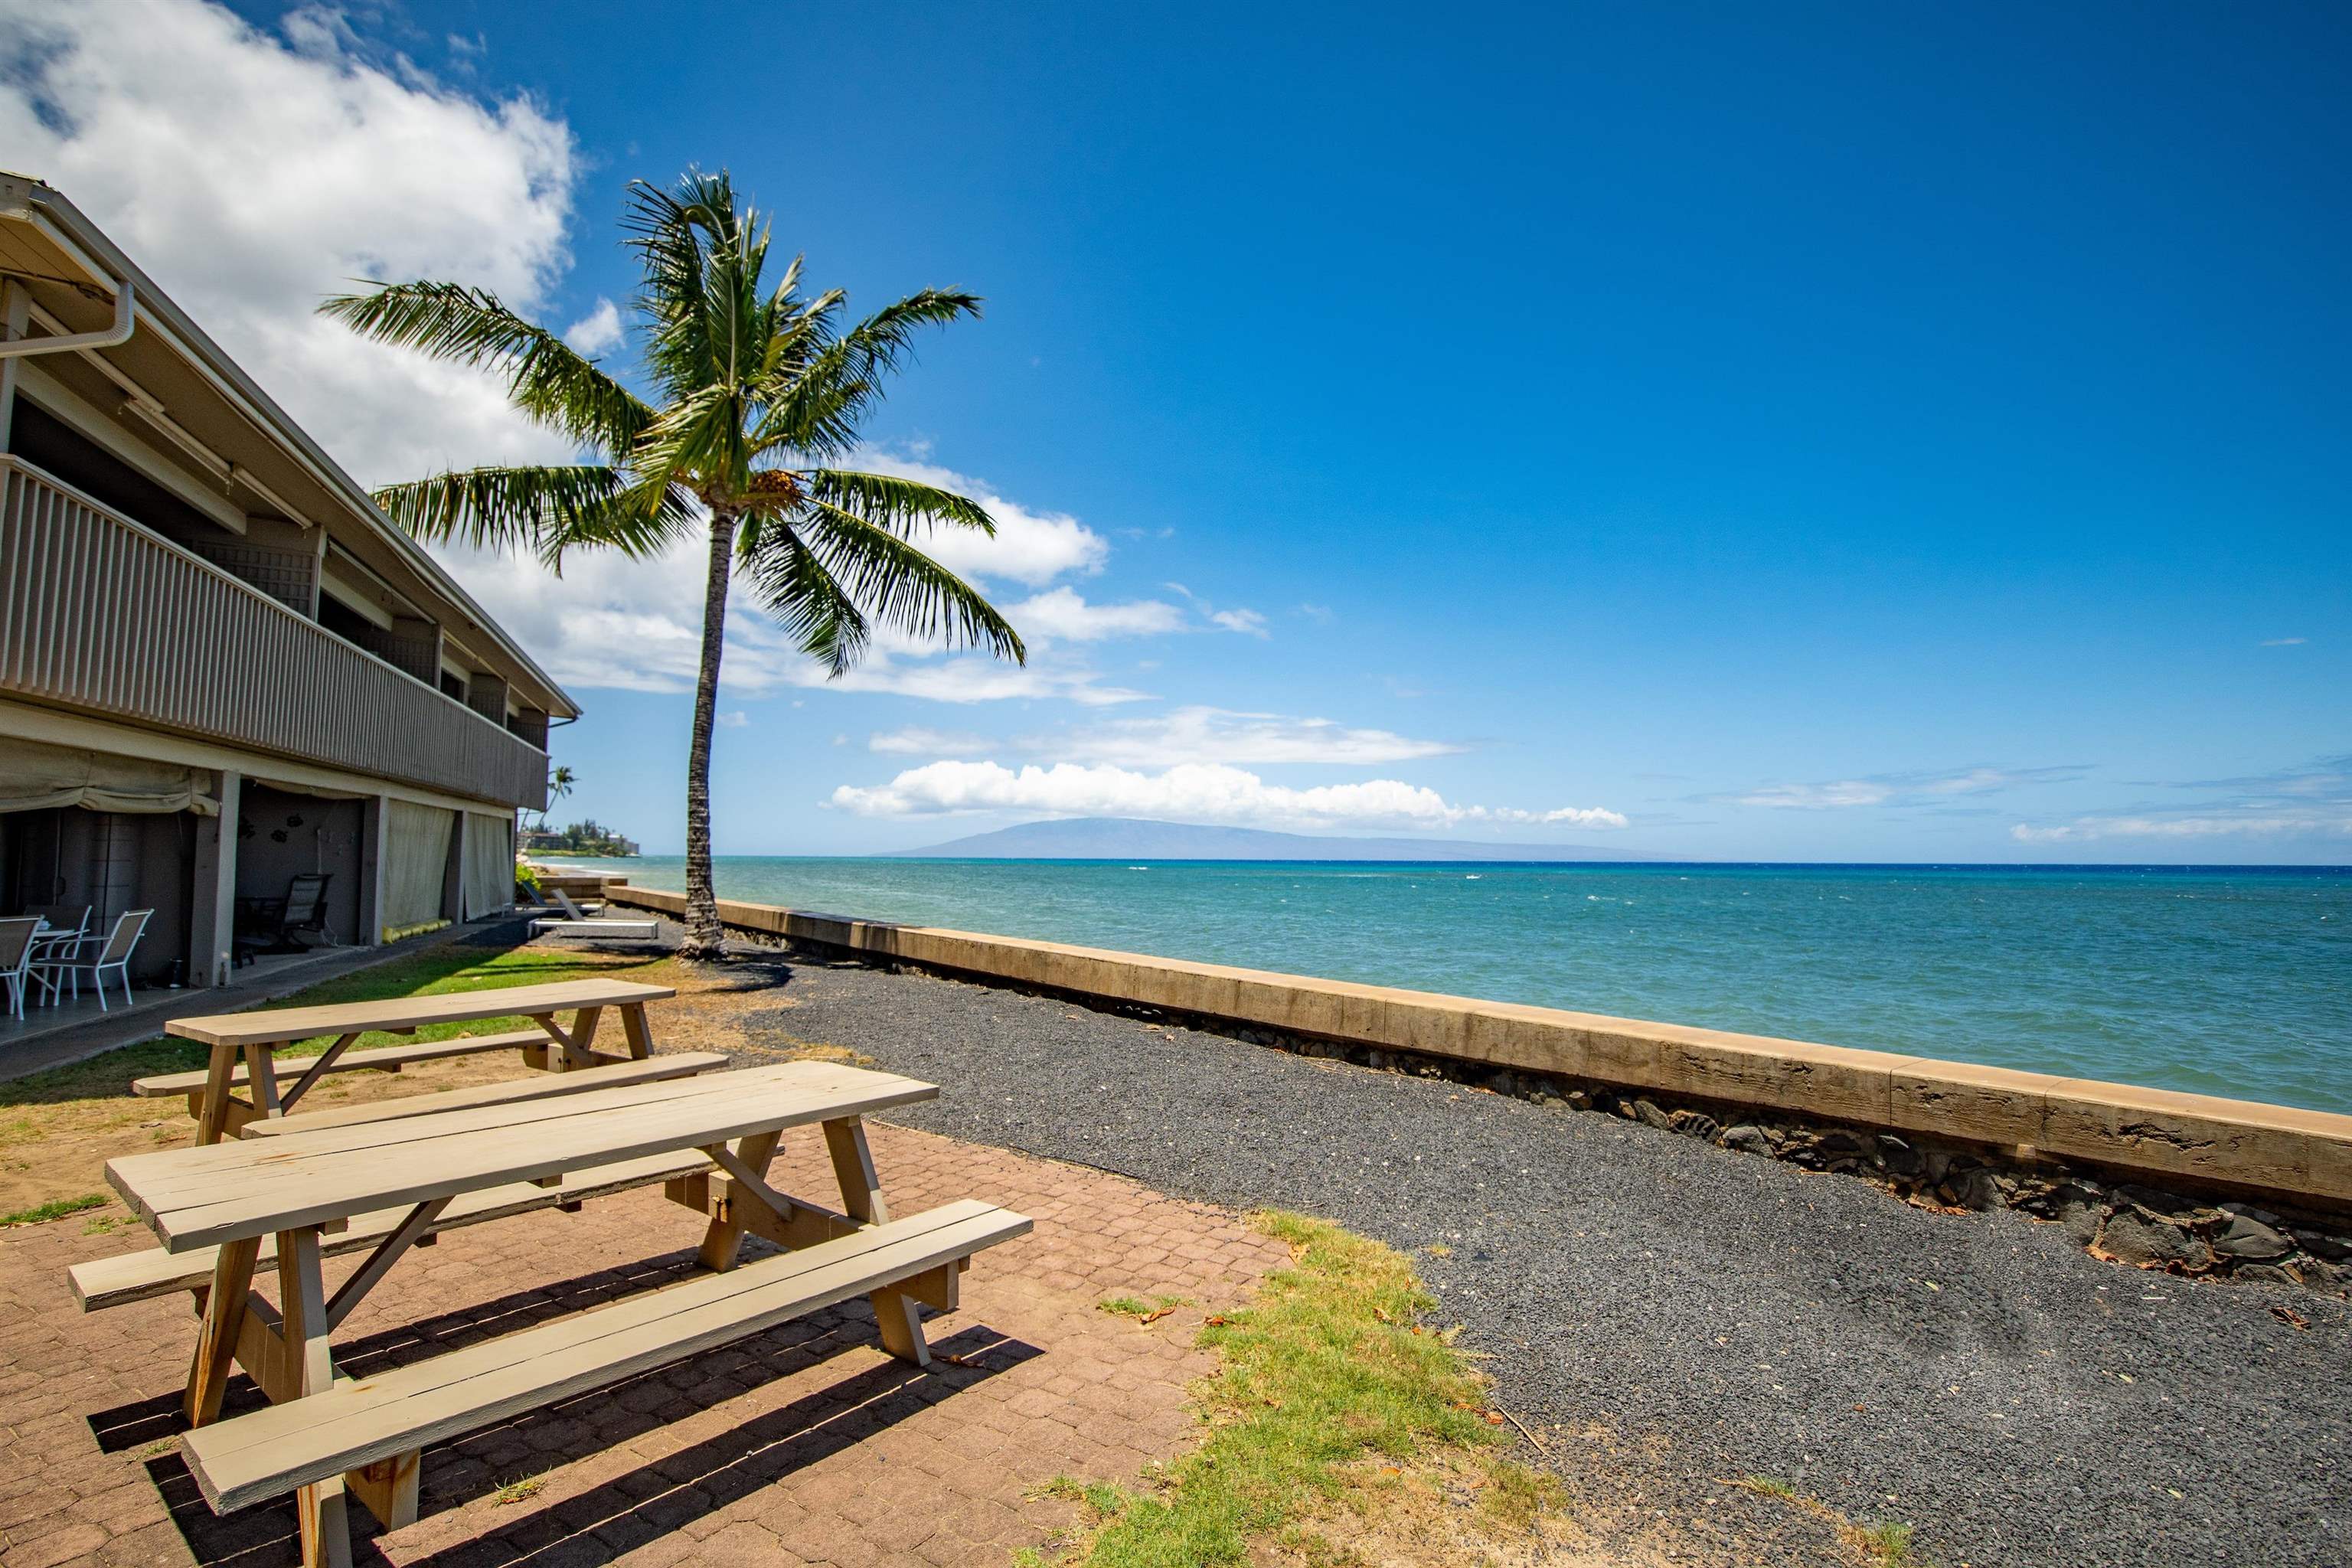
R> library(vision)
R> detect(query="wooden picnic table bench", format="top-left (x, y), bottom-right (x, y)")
top-left (151, 977), bottom-right (676, 1144)
top-left (99, 1059), bottom-right (1029, 1568)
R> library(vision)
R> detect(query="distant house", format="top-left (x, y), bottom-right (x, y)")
top-left (0, 175), bottom-right (578, 986)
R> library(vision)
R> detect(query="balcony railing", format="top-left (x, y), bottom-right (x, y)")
top-left (0, 456), bottom-right (547, 808)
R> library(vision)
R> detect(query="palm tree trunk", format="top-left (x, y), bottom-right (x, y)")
top-left (679, 508), bottom-right (734, 959)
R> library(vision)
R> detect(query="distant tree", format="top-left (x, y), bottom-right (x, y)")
top-left (323, 170), bottom-right (1024, 959)
top-left (535, 763), bottom-right (576, 831)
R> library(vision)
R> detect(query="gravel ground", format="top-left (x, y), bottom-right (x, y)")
top-left (711, 948), bottom-right (2347, 1568)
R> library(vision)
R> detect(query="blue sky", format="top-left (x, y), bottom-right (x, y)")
top-left (17, 2), bottom-right (2348, 859)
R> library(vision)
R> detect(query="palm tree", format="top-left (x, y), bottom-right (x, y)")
top-left (322, 171), bottom-right (1024, 959)
top-left (535, 764), bottom-right (576, 832)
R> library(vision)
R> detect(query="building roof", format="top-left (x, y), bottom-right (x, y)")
top-left (0, 174), bottom-right (580, 720)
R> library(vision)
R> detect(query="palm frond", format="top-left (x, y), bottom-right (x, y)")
top-left (806, 468), bottom-right (995, 537)
top-left (371, 465), bottom-right (694, 570)
top-left (741, 525), bottom-right (874, 675)
top-left (318, 282), bottom-right (649, 453)
top-left (786, 501), bottom-right (1026, 668)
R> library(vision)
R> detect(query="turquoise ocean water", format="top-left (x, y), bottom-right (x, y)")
top-left (574, 857), bottom-right (2352, 1116)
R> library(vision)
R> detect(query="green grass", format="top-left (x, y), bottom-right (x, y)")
top-left (1857, 1519), bottom-right (1920, 1564)
top-left (1048, 1210), bottom-right (1546, 1567)
top-left (0, 942), bottom-right (665, 1109)
top-left (1097, 1294), bottom-right (1184, 1321)
top-left (1736, 1475), bottom-right (1798, 1498)
top-left (2, 1192), bottom-right (109, 1227)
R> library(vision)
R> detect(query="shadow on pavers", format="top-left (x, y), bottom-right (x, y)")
top-left (122, 1314), bottom-right (1034, 1566)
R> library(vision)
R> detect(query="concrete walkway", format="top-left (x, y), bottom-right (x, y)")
top-left (0, 916), bottom-right (531, 1083)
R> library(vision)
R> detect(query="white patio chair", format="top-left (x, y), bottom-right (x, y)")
top-left (36, 909), bottom-right (152, 1012)
top-left (0, 917), bottom-right (38, 1021)
top-left (25, 904), bottom-right (90, 1004)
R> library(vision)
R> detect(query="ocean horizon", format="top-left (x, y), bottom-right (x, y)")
top-left (548, 854), bottom-right (2352, 1117)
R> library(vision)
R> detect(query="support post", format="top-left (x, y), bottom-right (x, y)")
top-left (358, 795), bottom-right (389, 945)
top-left (188, 769), bottom-right (241, 987)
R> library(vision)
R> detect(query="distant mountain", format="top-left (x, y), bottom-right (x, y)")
top-left (889, 816), bottom-right (1668, 862)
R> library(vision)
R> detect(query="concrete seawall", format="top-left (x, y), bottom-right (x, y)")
top-left (599, 879), bottom-right (2352, 1212)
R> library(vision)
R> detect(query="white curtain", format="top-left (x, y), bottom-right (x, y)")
top-left (0, 737), bottom-right (217, 815)
top-left (382, 799), bottom-right (454, 933)
top-left (461, 812), bottom-right (512, 919)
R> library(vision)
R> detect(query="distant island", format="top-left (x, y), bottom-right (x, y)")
top-left (890, 816), bottom-right (1666, 862)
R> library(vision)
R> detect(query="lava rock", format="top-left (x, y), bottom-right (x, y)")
top-left (1631, 1098), bottom-right (1675, 1132)
top-left (2289, 1227), bottom-right (2352, 1263)
top-left (1817, 1129), bottom-right (1873, 1159)
top-left (2099, 1207), bottom-right (2207, 1270)
top-left (1720, 1123), bottom-right (1775, 1156)
top-left (1669, 1109), bottom-right (1721, 1142)
top-left (2058, 1199), bottom-right (2106, 1248)
top-left (2114, 1184), bottom-right (2198, 1220)
top-left (2233, 1263), bottom-right (2303, 1287)
top-left (2211, 1213), bottom-right (2294, 1261)
top-left (1874, 1134), bottom-right (1924, 1179)
top-left (1939, 1168), bottom-right (2001, 1211)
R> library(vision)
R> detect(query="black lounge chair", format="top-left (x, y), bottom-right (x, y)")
top-left (234, 873), bottom-right (334, 965)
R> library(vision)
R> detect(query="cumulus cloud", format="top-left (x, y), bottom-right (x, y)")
top-left (1006, 586), bottom-right (1186, 643)
top-left (852, 450), bottom-right (1109, 587)
top-left (561, 297), bottom-right (624, 356)
top-left (831, 760), bottom-right (1624, 831)
top-left (1040, 707), bottom-right (1462, 767)
top-left (0, 0), bottom-right (579, 485)
top-left (715, 710), bottom-right (748, 728)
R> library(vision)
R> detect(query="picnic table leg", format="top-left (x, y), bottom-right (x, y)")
top-left (195, 1047), bottom-right (240, 1145)
top-left (243, 1044), bottom-right (283, 1119)
top-left (279, 1228), bottom-right (354, 1568)
top-left (184, 1235), bottom-right (260, 1425)
top-left (822, 1116), bottom-right (932, 1367)
top-left (526, 1009), bottom-right (600, 1071)
top-left (619, 1001), bottom-right (652, 1060)
top-left (696, 1129), bottom-right (782, 1272)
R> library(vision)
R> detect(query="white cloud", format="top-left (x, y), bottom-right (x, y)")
top-left (715, 710), bottom-right (748, 728)
top-left (1007, 586), bottom-right (1186, 643)
top-left (1731, 765), bottom-right (2089, 809)
top-left (2011, 814), bottom-right (2352, 844)
top-left (1736, 780), bottom-right (1895, 809)
top-left (0, 0), bottom-right (580, 485)
top-left (562, 297), bottom-right (624, 356)
top-left (831, 760), bottom-right (1624, 831)
top-left (1210, 607), bottom-right (1270, 638)
top-left (871, 727), bottom-right (994, 756)
top-left (0, 2), bottom-right (1215, 717)
top-left (1040, 707), bottom-right (1462, 767)
top-left (852, 450), bottom-right (1108, 587)
top-left (2260, 637), bottom-right (2308, 647)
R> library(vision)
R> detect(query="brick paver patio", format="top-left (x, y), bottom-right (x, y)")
top-left (0, 1122), bottom-right (1292, 1567)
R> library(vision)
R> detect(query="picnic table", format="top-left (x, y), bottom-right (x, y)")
top-left (98, 1057), bottom-right (1030, 1568)
top-left (145, 977), bottom-right (676, 1144)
